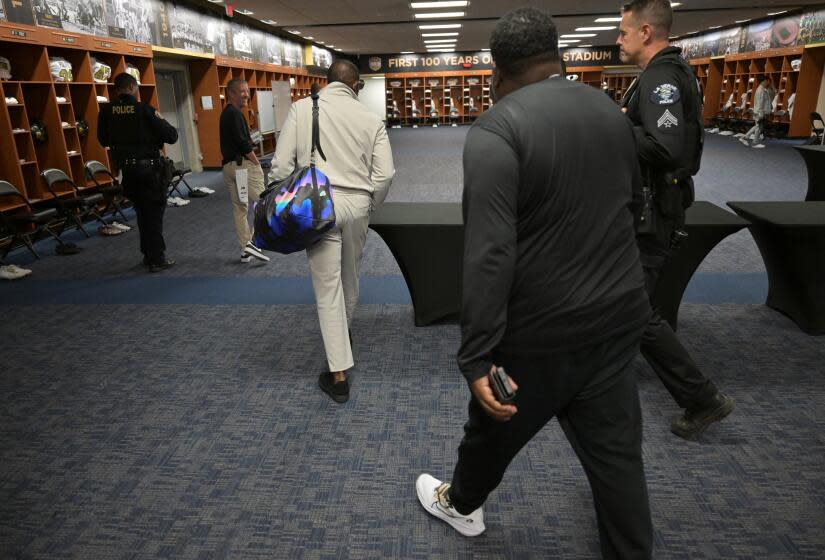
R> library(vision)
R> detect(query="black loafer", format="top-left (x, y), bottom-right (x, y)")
top-left (318, 371), bottom-right (349, 403)
top-left (149, 258), bottom-right (176, 273)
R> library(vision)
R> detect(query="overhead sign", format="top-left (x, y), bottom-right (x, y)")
top-left (562, 46), bottom-right (622, 67)
top-left (361, 46), bottom-right (623, 74)
top-left (361, 52), bottom-right (494, 74)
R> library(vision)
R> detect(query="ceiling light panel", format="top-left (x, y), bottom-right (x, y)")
top-left (595, 17), bottom-right (622, 22)
top-left (561, 34), bottom-right (596, 38)
top-left (411, 1), bottom-right (468, 7)
top-left (422, 32), bottom-right (459, 36)
top-left (415, 12), bottom-right (465, 19)
top-left (419, 24), bottom-right (462, 29)
top-left (575, 26), bottom-right (616, 31)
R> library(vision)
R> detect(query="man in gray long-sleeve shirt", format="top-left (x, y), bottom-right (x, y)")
top-left (416, 8), bottom-right (653, 557)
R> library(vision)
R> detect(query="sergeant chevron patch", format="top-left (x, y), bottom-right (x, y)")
top-left (657, 109), bottom-right (679, 128)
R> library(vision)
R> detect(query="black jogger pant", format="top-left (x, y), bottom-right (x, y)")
top-left (449, 328), bottom-right (653, 560)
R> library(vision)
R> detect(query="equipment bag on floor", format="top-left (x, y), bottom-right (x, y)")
top-left (253, 85), bottom-right (335, 254)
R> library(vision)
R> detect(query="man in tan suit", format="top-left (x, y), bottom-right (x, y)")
top-left (271, 60), bottom-right (395, 403)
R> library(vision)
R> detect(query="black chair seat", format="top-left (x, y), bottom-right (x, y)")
top-left (80, 193), bottom-right (105, 206)
top-left (99, 184), bottom-right (123, 195)
top-left (49, 192), bottom-right (104, 209)
top-left (8, 207), bottom-right (59, 224)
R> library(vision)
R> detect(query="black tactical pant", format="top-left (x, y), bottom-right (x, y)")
top-left (123, 164), bottom-right (167, 266)
top-left (637, 216), bottom-right (718, 412)
top-left (449, 328), bottom-right (653, 560)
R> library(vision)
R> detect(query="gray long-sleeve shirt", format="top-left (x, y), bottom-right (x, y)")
top-left (457, 77), bottom-right (650, 385)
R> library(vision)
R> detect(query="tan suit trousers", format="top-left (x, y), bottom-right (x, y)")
top-left (307, 187), bottom-right (372, 373)
top-left (222, 159), bottom-right (265, 252)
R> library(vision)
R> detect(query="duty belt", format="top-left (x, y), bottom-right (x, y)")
top-left (121, 158), bottom-right (161, 166)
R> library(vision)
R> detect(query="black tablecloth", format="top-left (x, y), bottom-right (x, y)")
top-left (369, 203), bottom-right (463, 326)
top-left (656, 201), bottom-right (749, 329)
top-left (728, 201), bottom-right (825, 335)
top-left (370, 201), bottom-right (746, 329)
top-left (793, 145), bottom-right (825, 201)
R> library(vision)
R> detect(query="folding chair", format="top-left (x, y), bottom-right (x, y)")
top-left (809, 112), bottom-right (825, 145)
top-left (85, 160), bottom-right (129, 223)
top-left (40, 168), bottom-right (106, 238)
top-left (0, 180), bottom-right (65, 259)
top-left (167, 165), bottom-right (194, 199)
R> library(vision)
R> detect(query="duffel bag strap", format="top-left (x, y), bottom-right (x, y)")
top-left (310, 84), bottom-right (327, 166)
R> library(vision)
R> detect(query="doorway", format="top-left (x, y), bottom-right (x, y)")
top-left (155, 70), bottom-right (192, 170)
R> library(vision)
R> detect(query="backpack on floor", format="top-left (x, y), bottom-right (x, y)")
top-left (253, 86), bottom-right (335, 254)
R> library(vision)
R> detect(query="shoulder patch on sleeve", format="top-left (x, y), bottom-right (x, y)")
top-left (650, 83), bottom-right (681, 105)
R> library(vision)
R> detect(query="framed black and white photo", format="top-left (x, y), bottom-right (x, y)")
top-left (60, 0), bottom-right (105, 36)
top-left (171, 4), bottom-right (210, 53)
top-left (32, 0), bottom-right (63, 29)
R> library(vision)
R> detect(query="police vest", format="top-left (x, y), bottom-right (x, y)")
top-left (106, 98), bottom-right (161, 161)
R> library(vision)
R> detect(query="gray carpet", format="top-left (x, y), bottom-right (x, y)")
top-left (1, 303), bottom-right (823, 559)
top-left (1, 127), bottom-right (823, 559)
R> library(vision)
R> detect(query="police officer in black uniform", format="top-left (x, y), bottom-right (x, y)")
top-left (618, 0), bottom-right (734, 439)
top-left (98, 72), bottom-right (178, 272)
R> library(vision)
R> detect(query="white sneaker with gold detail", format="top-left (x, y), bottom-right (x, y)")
top-left (416, 474), bottom-right (485, 537)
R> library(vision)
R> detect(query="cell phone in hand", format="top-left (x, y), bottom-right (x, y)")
top-left (490, 366), bottom-right (516, 404)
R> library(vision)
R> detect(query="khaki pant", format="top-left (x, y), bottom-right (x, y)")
top-left (307, 188), bottom-right (372, 373)
top-left (222, 159), bottom-right (265, 252)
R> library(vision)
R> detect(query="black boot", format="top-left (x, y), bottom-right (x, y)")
top-left (671, 392), bottom-right (734, 440)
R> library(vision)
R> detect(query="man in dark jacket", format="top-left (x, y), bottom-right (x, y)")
top-left (417, 7), bottom-right (653, 558)
top-left (98, 72), bottom-right (178, 272)
top-left (618, 0), bottom-right (733, 440)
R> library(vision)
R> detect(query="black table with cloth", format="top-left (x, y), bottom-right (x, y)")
top-left (728, 201), bottom-right (825, 335)
top-left (369, 201), bottom-right (747, 329)
top-left (793, 145), bottom-right (825, 201)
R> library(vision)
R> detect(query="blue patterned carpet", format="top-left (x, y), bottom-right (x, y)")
top-left (1, 130), bottom-right (823, 559)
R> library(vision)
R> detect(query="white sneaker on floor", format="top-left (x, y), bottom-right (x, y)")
top-left (416, 474), bottom-right (485, 537)
top-left (733, 133), bottom-right (745, 138)
top-left (0, 265), bottom-right (29, 280)
top-left (752, 143), bottom-right (766, 149)
top-left (708, 127), bottom-right (720, 133)
top-left (8, 264), bottom-right (32, 275)
top-left (111, 221), bottom-right (131, 231)
top-left (242, 241), bottom-right (270, 262)
top-left (240, 254), bottom-right (252, 263)
top-left (739, 137), bottom-right (749, 145)
top-left (719, 130), bottom-right (734, 136)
